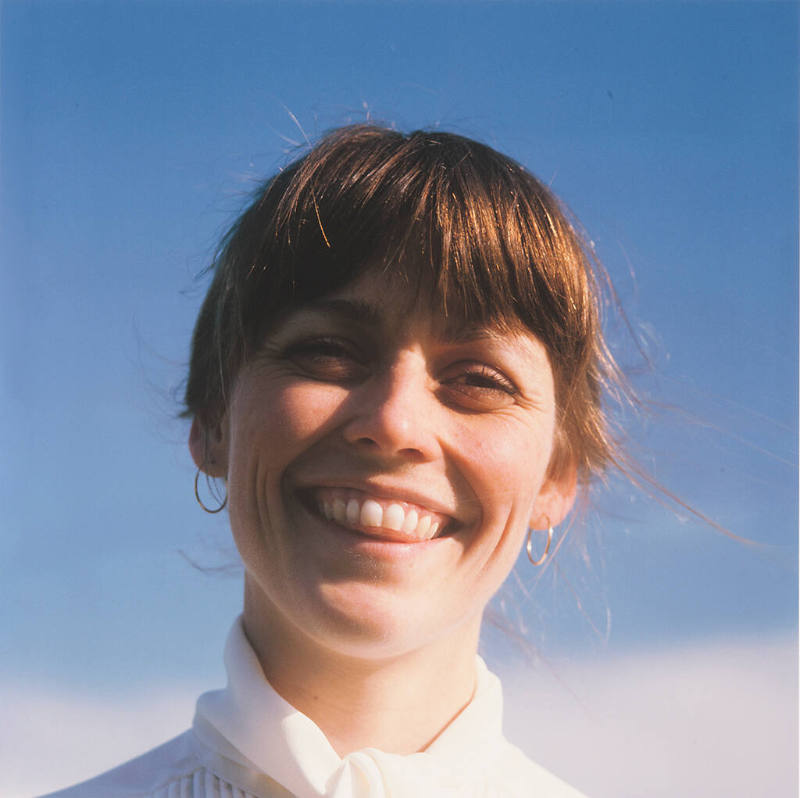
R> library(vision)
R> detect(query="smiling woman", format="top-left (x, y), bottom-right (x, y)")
top-left (42, 125), bottom-right (625, 797)
top-left (207, 271), bottom-right (571, 726)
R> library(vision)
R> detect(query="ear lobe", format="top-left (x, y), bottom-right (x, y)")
top-left (530, 465), bottom-right (577, 530)
top-left (189, 416), bottom-right (228, 478)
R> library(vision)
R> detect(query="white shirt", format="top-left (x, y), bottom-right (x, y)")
top-left (42, 619), bottom-right (587, 798)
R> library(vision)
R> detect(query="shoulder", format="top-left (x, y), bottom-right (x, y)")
top-left (36, 729), bottom-right (292, 798)
top-left (488, 738), bottom-right (589, 798)
top-left (37, 731), bottom-right (203, 798)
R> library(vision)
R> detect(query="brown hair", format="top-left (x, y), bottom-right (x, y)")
top-left (184, 124), bottom-right (629, 486)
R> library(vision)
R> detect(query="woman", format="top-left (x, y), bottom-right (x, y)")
top-left (46, 125), bottom-right (620, 797)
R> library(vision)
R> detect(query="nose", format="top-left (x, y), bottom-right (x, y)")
top-left (342, 351), bottom-right (439, 463)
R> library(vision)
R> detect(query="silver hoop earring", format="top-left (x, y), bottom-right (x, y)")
top-left (194, 468), bottom-right (227, 514)
top-left (526, 523), bottom-right (553, 566)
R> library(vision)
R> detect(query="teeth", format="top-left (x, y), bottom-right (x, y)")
top-left (317, 491), bottom-right (446, 540)
top-left (384, 504), bottom-right (404, 531)
top-left (401, 508), bottom-right (419, 533)
top-left (332, 498), bottom-right (347, 523)
top-left (416, 515), bottom-right (432, 537)
top-left (360, 499), bottom-right (383, 527)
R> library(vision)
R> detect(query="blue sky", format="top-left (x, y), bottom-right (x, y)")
top-left (1, 2), bottom-right (797, 792)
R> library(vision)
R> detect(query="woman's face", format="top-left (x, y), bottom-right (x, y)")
top-left (194, 270), bottom-right (575, 660)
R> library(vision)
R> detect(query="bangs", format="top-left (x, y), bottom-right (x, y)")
top-left (187, 124), bottom-right (612, 484)
top-left (236, 126), bottom-right (591, 352)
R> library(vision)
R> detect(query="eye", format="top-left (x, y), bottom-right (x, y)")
top-left (439, 362), bottom-right (518, 410)
top-left (283, 336), bottom-right (369, 383)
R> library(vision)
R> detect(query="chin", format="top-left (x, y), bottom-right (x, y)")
top-left (301, 581), bottom-right (462, 661)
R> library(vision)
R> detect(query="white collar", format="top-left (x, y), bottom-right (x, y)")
top-left (192, 617), bottom-right (506, 798)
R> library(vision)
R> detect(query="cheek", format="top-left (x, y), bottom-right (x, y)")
top-left (226, 381), bottom-right (348, 562)
top-left (234, 381), bottom-right (348, 461)
top-left (446, 417), bottom-right (557, 593)
top-left (454, 415), bottom-right (555, 513)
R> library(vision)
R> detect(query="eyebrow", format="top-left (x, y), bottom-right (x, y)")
top-left (302, 298), bottom-right (383, 328)
top-left (440, 322), bottom-right (511, 345)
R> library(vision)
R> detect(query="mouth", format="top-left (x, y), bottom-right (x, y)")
top-left (301, 487), bottom-right (455, 543)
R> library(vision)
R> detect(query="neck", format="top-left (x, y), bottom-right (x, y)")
top-left (242, 580), bottom-right (482, 757)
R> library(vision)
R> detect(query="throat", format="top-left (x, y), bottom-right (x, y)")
top-left (241, 590), bottom-right (481, 756)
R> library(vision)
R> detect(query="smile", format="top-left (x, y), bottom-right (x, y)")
top-left (310, 488), bottom-right (452, 542)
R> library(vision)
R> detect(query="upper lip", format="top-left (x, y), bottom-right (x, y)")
top-left (294, 478), bottom-right (462, 522)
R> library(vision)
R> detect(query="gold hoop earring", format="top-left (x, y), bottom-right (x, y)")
top-left (526, 523), bottom-right (553, 566)
top-left (194, 468), bottom-right (227, 514)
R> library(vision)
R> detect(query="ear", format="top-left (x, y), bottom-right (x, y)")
top-left (189, 416), bottom-right (228, 478)
top-left (530, 464), bottom-right (577, 530)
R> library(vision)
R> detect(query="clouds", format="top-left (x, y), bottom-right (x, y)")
top-left (501, 633), bottom-right (798, 798)
top-left (1, 682), bottom-right (201, 798)
top-left (4, 634), bottom-right (795, 798)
